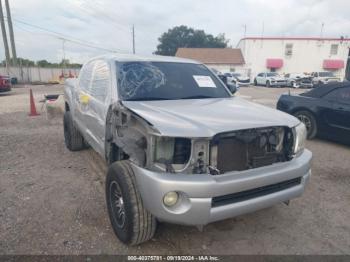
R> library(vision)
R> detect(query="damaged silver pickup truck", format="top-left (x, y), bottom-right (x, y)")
top-left (63, 54), bottom-right (312, 245)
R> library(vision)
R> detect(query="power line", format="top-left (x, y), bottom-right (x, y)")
top-left (71, 2), bottom-right (131, 36)
top-left (78, 1), bottom-right (132, 34)
top-left (11, 17), bottom-right (129, 53)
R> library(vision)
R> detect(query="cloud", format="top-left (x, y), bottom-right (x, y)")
top-left (0, 0), bottom-right (349, 63)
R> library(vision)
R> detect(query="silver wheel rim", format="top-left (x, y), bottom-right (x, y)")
top-left (297, 114), bottom-right (312, 132)
top-left (109, 181), bottom-right (126, 228)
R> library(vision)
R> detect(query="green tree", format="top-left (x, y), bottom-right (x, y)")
top-left (155, 25), bottom-right (229, 56)
top-left (36, 60), bottom-right (51, 67)
top-left (1, 57), bottom-right (35, 67)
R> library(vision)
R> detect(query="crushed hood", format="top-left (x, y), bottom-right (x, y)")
top-left (122, 97), bottom-right (300, 137)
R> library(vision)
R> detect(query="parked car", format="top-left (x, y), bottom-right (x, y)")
top-left (284, 73), bottom-right (313, 88)
top-left (224, 72), bottom-right (250, 87)
top-left (64, 54), bottom-right (311, 245)
top-left (0, 75), bottom-right (11, 93)
top-left (217, 73), bottom-right (239, 93)
top-left (311, 71), bottom-right (341, 85)
top-left (254, 72), bottom-right (287, 87)
top-left (277, 82), bottom-right (350, 144)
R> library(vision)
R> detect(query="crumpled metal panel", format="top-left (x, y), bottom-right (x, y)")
top-left (122, 97), bottom-right (300, 138)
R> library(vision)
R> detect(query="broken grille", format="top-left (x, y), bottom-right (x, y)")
top-left (211, 127), bottom-right (293, 174)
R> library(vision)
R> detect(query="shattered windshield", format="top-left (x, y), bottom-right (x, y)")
top-left (116, 62), bottom-right (231, 101)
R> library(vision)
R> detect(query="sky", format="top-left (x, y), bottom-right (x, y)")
top-left (0, 0), bottom-right (349, 64)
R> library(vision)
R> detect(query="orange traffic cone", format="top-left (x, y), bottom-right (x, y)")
top-left (29, 89), bottom-right (40, 116)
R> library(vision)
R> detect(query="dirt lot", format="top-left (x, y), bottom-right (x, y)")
top-left (1, 85), bottom-right (350, 255)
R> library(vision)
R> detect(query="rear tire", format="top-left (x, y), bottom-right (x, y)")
top-left (294, 110), bottom-right (317, 139)
top-left (63, 111), bottom-right (85, 151)
top-left (106, 161), bottom-right (157, 245)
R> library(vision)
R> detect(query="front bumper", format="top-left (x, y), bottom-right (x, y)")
top-left (131, 149), bottom-right (312, 226)
top-left (270, 81), bottom-right (287, 86)
top-left (299, 82), bottom-right (313, 88)
top-left (237, 81), bottom-right (250, 87)
top-left (0, 86), bottom-right (11, 92)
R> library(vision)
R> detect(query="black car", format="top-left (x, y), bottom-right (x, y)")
top-left (277, 82), bottom-right (350, 144)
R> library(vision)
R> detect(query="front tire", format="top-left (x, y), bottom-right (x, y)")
top-left (106, 161), bottom-right (157, 245)
top-left (294, 110), bottom-right (317, 139)
top-left (63, 111), bottom-right (85, 151)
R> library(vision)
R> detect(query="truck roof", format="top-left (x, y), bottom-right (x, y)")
top-left (88, 53), bottom-right (200, 64)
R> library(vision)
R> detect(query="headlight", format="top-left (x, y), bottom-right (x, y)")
top-left (293, 123), bottom-right (307, 156)
top-left (153, 136), bottom-right (191, 172)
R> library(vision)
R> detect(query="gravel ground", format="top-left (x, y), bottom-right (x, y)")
top-left (0, 85), bottom-right (349, 255)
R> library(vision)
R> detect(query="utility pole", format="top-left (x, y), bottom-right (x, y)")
top-left (0, 0), bottom-right (11, 70)
top-left (242, 24), bottom-right (247, 38)
top-left (320, 22), bottom-right (324, 39)
top-left (5, 0), bottom-right (17, 66)
top-left (60, 38), bottom-right (66, 75)
top-left (132, 24), bottom-right (135, 54)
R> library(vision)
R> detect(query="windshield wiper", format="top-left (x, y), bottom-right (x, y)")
top-left (124, 97), bottom-right (173, 101)
top-left (180, 95), bottom-right (215, 100)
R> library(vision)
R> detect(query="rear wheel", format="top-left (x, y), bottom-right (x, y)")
top-left (106, 161), bottom-right (157, 245)
top-left (63, 111), bottom-right (85, 151)
top-left (294, 110), bottom-right (317, 139)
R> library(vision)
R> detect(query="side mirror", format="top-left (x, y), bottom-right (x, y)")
top-left (218, 74), bottom-right (238, 94)
top-left (226, 83), bottom-right (238, 94)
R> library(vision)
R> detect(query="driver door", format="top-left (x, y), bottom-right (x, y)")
top-left (322, 87), bottom-right (350, 142)
top-left (73, 61), bottom-right (94, 138)
top-left (85, 60), bottom-right (111, 155)
top-left (256, 73), bottom-right (265, 85)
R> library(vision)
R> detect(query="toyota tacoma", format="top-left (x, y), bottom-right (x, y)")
top-left (63, 54), bottom-right (312, 245)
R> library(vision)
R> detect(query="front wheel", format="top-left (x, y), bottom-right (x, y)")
top-left (63, 111), bottom-right (85, 151)
top-left (106, 161), bottom-right (157, 245)
top-left (266, 81), bottom-right (271, 87)
top-left (294, 110), bottom-right (317, 139)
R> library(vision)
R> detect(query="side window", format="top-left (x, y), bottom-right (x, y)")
top-left (324, 88), bottom-right (350, 104)
top-left (79, 62), bottom-right (94, 91)
top-left (258, 73), bottom-right (263, 77)
top-left (90, 60), bottom-right (110, 101)
top-left (285, 43), bottom-right (293, 56)
top-left (330, 44), bottom-right (338, 55)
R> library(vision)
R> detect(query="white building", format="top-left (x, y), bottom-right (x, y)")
top-left (175, 48), bottom-right (245, 73)
top-left (237, 37), bottom-right (350, 80)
